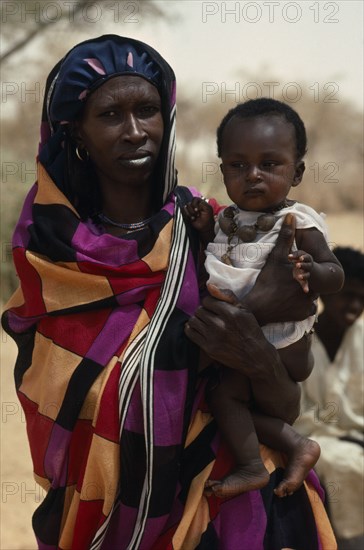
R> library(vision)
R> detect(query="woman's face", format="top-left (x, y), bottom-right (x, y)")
top-left (74, 75), bottom-right (164, 189)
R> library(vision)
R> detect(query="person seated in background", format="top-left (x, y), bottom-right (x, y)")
top-left (294, 246), bottom-right (364, 550)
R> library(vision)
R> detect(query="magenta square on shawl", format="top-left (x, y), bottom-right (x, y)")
top-left (152, 369), bottom-right (188, 446)
top-left (85, 306), bottom-right (140, 366)
top-left (213, 489), bottom-right (266, 550)
top-left (44, 423), bottom-right (73, 488)
top-left (72, 222), bottom-right (140, 267)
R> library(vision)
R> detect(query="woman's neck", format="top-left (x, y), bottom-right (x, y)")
top-left (100, 181), bottom-right (154, 224)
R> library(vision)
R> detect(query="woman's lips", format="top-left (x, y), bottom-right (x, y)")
top-left (117, 154), bottom-right (152, 168)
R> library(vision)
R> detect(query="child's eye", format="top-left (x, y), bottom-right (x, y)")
top-left (231, 162), bottom-right (246, 169)
top-left (262, 161), bottom-right (278, 168)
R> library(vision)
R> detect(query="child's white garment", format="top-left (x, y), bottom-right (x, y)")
top-left (205, 202), bottom-right (328, 349)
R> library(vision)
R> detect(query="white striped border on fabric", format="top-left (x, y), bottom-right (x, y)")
top-left (127, 198), bottom-right (189, 550)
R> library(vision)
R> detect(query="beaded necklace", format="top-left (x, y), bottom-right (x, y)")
top-left (219, 200), bottom-right (290, 265)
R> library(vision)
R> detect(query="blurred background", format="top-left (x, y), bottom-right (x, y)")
top-left (1, 1), bottom-right (363, 548)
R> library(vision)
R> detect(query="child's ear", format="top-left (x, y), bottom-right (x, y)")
top-left (292, 161), bottom-right (305, 187)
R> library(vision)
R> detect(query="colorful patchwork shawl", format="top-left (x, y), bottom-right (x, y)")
top-left (3, 170), bottom-right (336, 550)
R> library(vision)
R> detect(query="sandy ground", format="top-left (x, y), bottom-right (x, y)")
top-left (1, 212), bottom-right (363, 550)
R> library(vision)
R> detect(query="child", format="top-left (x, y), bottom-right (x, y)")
top-left (185, 98), bottom-right (344, 499)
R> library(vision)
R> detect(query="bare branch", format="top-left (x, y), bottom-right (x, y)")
top-left (1, 0), bottom-right (168, 65)
top-left (0, 0), bottom-right (91, 64)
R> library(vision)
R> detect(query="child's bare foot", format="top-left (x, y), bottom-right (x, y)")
top-left (204, 459), bottom-right (270, 499)
top-left (274, 438), bottom-right (320, 497)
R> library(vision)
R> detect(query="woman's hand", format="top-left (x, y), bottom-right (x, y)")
top-left (242, 213), bottom-right (318, 325)
top-left (185, 285), bottom-right (270, 376)
top-left (185, 285), bottom-right (300, 423)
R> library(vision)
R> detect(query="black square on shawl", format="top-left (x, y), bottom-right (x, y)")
top-left (27, 204), bottom-right (79, 262)
top-left (120, 429), bottom-right (182, 517)
top-left (56, 357), bottom-right (104, 430)
top-left (195, 523), bottom-right (219, 550)
top-left (154, 309), bottom-right (200, 372)
top-left (178, 421), bottom-right (217, 504)
top-left (49, 294), bottom-right (118, 317)
top-left (32, 486), bottom-right (66, 546)
top-left (123, 209), bottom-right (171, 259)
top-left (261, 467), bottom-right (319, 550)
top-left (1, 314), bottom-right (35, 389)
top-left (13, 328), bottom-right (36, 390)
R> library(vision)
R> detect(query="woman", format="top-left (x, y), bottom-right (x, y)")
top-left (2, 35), bottom-right (336, 549)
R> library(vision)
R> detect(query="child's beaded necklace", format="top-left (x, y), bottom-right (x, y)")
top-left (219, 200), bottom-right (290, 265)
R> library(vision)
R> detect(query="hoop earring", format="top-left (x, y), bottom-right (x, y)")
top-left (75, 146), bottom-right (89, 162)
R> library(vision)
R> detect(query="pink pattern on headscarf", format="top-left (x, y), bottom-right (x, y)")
top-left (78, 89), bottom-right (88, 100)
top-left (84, 58), bottom-right (106, 75)
top-left (127, 52), bottom-right (134, 68)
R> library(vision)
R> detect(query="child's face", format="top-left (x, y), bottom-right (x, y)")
top-left (220, 115), bottom-right (304, 212)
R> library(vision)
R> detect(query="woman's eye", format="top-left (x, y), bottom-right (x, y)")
top-left (139, 105), bottom-right (160, 117)
top-left (100, 110), bottom-right (117, 117)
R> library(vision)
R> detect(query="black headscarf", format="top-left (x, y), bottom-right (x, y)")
top-left (38, 35), bottom-right (177, 214)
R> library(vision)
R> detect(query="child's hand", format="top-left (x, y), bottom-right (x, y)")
top-left (184, 197), bottom-right (214, 235)
top-left (288, 251), bottom-right (314, 294)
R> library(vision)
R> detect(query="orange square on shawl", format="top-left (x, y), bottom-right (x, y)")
top-left (20, 333), bottom-right (82, 421)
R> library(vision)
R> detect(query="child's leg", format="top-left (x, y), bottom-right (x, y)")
top-left (206, 367), bottom-right (270, 498)
top-left (252, 412), bottom-right (320, 497)
top-left (278, 333), bottom-right (314, 382)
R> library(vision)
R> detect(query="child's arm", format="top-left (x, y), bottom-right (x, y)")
top-left (289, 228), bottom-right (344, 294)
top-left (184, 197), bottom-right (215, 247)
